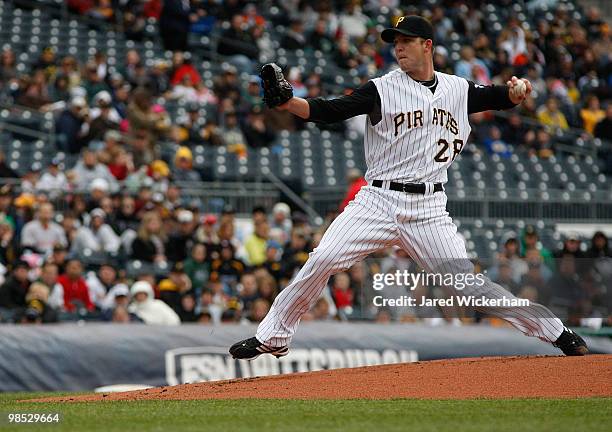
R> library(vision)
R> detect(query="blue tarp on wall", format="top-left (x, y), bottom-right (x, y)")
top-left (1, 323), bottom-right (610, 391)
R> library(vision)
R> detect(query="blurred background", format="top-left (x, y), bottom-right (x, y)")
top-left (0, 0), bottom-right (611, 391)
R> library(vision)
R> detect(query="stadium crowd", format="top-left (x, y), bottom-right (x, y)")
top-left (0, 0), bottom-right (610, 325)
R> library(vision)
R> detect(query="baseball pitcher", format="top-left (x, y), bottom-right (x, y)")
top-left (230, 16), bottom-right (588, 359)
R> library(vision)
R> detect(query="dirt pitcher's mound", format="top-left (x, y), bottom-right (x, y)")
top-left (31, 355), bottom-right (612, 402)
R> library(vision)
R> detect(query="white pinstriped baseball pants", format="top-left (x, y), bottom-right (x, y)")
top-left (256, 185), bottom-right (564, 347)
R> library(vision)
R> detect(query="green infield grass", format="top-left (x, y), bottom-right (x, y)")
top-left (1, 393), bottom-right (610, 432)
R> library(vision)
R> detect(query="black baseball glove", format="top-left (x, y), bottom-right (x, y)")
top-left (260, 63), bottom-right (293, 109)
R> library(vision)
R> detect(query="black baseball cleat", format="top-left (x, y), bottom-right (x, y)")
top-left (229, 337), bottom-right (289, 360)
top-left (553, 327), bottom-right (589, 356)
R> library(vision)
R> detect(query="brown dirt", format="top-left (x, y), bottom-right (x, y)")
top-left (29, 355), bottom-right (612, 403)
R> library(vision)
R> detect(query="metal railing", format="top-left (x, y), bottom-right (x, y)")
top-left (489, 110), bottom-right (611, 158)
top-left (305, 186), bottom-right (612, 222)
top-left (0, 178), bottom-right (282, 216)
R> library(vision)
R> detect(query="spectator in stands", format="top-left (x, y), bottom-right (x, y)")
top-left (331, 272), bottom-right (353, 311)
top-left (48, 245), bottom-right (68, 274)
top-left (309, 19), bottom-right (334, 53)
top-left (33, 46), bottom-right (57, 79)
top-left (83, 263), bottom-right (117, 309)
top-left (0, 48), bottom-right (17, 85)
top-left (242, 106), bottom-right (276, 148)
top-left (113, 195), bottom-right (139, 234)
top-left (39, 262), bottom-right (62, 310)
top-left (334, 38), bottom-right (359, 70)
top-left (159, 261), bottom-right (192, 313)
top-left (240, 75), bottom-right (263, 112)
top-left (209, 240), bottom-right (245, 295)
top-left (22, 282), bottom-right (58, 323)
top-left (112, 82), bottom-right (131, 119)
top-left (71, 149), bottom-right (118, 193)
top-left (501, 112), bottom-right (530, 146)
top-left (172, 146), bottom-right (201, 182)
top-left (166, 209), bottom-right (196, 263)
top-left (0, 215), bottom-right (17, 266)
top-left (83, 62), bottom-right (110, 102)
top-left (531, 129), bottom-right (555, 158)
top-left (216, 15), bottom-right (258, 72)
top-left (127, 88), bottom-right (170, 143)
top-left (131, 211), bottom-right (167, 263)
top-left (21, 203), bottom-right (67, 254)
top-left (194, 214), bottom-right (219, 256)
top-left (50, 73), bottom-right (72, 102)
top-left (128, 280), bottom-right (180, 325)
top-left (522, 248), bottom-right (553, 299)
top-left (220, 111), bottom-right (247, 159)
top-left (58, 55), bottom-right (80, 90)
top-left (85, 91), bottom-right (121, 142)
top-left (269, 203), bottom-right (292, 245)
top-left (281, 18), bottom-right (306, 50)
top-left (586, 231), bottom-right (611, 260)
top-left (71, 208), bottom-right (120, 255)
top-left (35, 158), bottom-right (68, 197)
top-left (548, 254), bottom-right (582, 303)
top-left (245, 215), bottom-right (269, 266)
top-left (483, 126), bottom-right (512, 158)
top-left (580, 95), bottom-right (605, 135)
top-left (159, 0), bottom-right (192, 52)
top-left (594, 104), bottom-right (612, 142)
top-left (56, 96), bottom-right (89, 154)
top-left (236, 271), bottom-right (258, 310)
top-left (281, 228), bottom-right (311, 280)
top-left (259, 240), bottom-right (280, 282)
top-left (537, 97), bottom-right (569, 132)
top-left (56, 258), bottom-right (94, 312)
top-left (184, 242), bottom-right (209, 294)
top-left (178, 292), bottom-right (198, 322)
top-left (494, 234), bottom-right (527, 284)
top-left (556, 233), bottom-right (585, 260)
top-left (247, 298), bottom-right (270, 323)
top-left (340, 168), bottom-right (367, 212)
top-left (430, 6), bottom-right (453, 43)
top-left (148, 60), bottom-right (171, 96)
top-left (338, 2), bottom-right (368, 40)
top-left (213, 64), bottom-right (241, 102)
top-left (100, 283), bottom-right (130, 312)
top-left (455, 46), bottom-right (491, 85)
top-left (17, 69), bottom-right (50, 109)
top-left (0, 260), bottom-right (30, 310)
top-left (493, 261), bottom-right (520, 295)
top-left (522, 225), bottom-right (554, 269)
top-left (170, 52), bottom-right (201, 87)
top-left (309, 297), bottom-right (333, 321)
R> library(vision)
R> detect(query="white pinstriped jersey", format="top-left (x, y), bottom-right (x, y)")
top-left (364, 69), bottom-right (471, 183)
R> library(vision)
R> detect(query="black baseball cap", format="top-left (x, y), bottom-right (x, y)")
top-left (381, 15), bottom-right (434, 44)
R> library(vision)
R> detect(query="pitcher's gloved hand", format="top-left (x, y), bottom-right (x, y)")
top-left (260, 63), bottom-right (293, 109)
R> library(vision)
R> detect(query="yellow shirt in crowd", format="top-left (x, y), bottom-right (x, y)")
top-left (580, 108), bottom-right (605, 134)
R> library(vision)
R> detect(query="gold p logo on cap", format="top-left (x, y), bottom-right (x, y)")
top-left (395, 16), bottom-right (405, 27)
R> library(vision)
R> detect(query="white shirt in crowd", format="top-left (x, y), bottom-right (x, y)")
top-left (21, 220), bottom-right (68, 254)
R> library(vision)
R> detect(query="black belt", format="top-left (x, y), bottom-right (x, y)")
top-left (371, 180), bottom-right (443, 194)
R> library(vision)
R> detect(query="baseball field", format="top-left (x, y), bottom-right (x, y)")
top-left (3, 355), bottom-right (611, 431)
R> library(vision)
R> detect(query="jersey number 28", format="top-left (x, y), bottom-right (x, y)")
top-left (434, 138), bottom-right (464, 162)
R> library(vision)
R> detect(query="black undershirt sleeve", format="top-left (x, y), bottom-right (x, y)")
top-left (307, 80), bottom-right (381, 125)
top-left (467, 80), bottom-right (517, 114)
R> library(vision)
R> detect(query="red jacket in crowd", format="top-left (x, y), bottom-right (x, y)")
top-left (340, 177), bottom-right (368, 212)
top-left (333, 287), bottom-right (354, 309)
top-left (170, 64), bottom-right (202, 86)
top-left (57, 275), bottom-right (94, 312)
